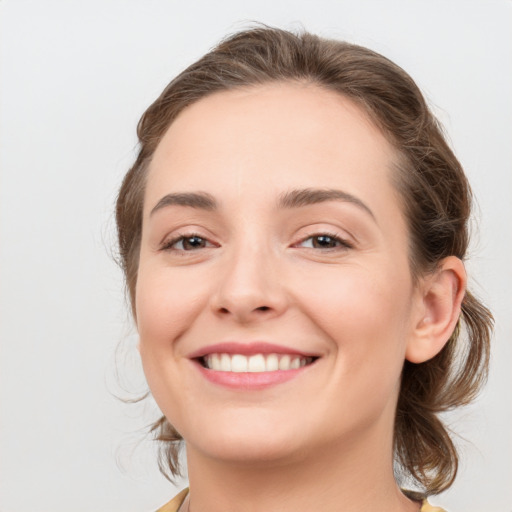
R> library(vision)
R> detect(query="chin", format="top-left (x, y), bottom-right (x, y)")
top-left (183, 415), bottom-right (308, 465)
top-left (195, 437), bottom-right (303, 466)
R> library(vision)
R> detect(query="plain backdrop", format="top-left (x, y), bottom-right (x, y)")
top-left (1, 1), bottom-right (511, 511)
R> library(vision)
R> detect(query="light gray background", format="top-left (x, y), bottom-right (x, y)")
top-left (1, 1), bottom-right (511, 511)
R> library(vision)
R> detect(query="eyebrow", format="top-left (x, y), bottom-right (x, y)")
top-left (149, 187), bottom-right (375, 220)
top-left (150, 192), bottom-right (217, 216)
top-left (278, 188), bottom-right (375, 220)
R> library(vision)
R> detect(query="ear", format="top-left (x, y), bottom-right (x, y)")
top-left (406, 256), bottom-right (467, 364)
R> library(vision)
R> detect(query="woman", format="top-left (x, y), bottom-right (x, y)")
top-left (116, 27), bottom-right (492, 512)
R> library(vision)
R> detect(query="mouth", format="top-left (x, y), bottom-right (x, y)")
top-left (189, 342), bottom-right (320, 389)
top-left (199, 353), bottom-right (317, 373)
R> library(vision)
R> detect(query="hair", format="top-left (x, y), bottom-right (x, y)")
top-left (116, 26), bottom-right (493, 495)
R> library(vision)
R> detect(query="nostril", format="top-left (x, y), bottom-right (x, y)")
top-left (257, 306), bottom-right (270, 312)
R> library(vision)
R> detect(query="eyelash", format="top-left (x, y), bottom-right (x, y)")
top-left (295, 231), bottom-right (353, 251)
top-left (160, 231), bottom-right (353, 253)
top-left (160, 233), bottom-right (214, 253)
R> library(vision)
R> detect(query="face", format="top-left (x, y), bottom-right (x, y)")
top-left (136, 83), bottom-right (421, 465)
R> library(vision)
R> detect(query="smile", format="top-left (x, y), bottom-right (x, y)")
top-left (189, 342), bottom-right (320, 389)
top-left (202, 353), bottom-right (314, 372)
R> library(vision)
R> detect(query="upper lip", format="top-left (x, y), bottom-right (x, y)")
top-left (187, 342), bottom-right (320, 359)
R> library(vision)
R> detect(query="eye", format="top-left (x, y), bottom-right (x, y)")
top-left (297, 233), bottom-right (352, 250)
top-left (161, 234), bottom-right (214, 251)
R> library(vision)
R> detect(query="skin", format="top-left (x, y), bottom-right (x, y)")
top-left (135, 82), bottom-right (466, 512)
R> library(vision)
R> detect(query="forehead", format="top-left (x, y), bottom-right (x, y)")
top-left (145, 82), bottom-right (400, 216)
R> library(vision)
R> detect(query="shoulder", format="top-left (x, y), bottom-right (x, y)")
top-left (402, 490), bottom-right (447, 512)
top-left (155, 488), bottom-right (189, 512)
top-left (421, 499), bottom-right (448, 512)
top-left (153, 488), bottom-right (447, 512)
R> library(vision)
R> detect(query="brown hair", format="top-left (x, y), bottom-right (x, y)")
top-left (116, 26), bottom-right (492, 494)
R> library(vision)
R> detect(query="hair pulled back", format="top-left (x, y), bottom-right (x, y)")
top-left (116, 26), bottom-right (492, 495)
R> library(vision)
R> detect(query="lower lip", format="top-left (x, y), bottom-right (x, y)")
top-left (193, 361), bottom-right (311, 390)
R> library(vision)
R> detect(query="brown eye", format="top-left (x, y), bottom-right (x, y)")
top-left (162, 234), bottom-right (213, 252)
top-left (180, 236), bottom-right (208, 250)
top-left (311, 235), bottom-right (339, 248)
top-left (297, 233), bottom-right (352, 250)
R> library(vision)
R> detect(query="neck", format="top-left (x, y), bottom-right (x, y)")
top-left (184, 425), bottom-right (420, 512)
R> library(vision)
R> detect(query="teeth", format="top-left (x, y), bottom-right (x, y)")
top-left (211, 353), bottom-right (221, 369)
top-left (290, 357), bottom-right (300, 369)
top-left (203, 353), bottom-right (313, 372)
top-left (279, 355), bottom-right (291, 370)
top-left (220, 353), bottom-right (231, 372)
top-left (266, 353), bottom-right (279, 371)
top-left (231, 354), bottom-right (248, 373)
top-left (248, 354), bottom-right (266, 372)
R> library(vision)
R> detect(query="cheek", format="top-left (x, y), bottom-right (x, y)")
top-left (134, 264), bottom-right (211, 426)
top-left (135, 263), bottom-right (209, 355)
top-left (309, 266), bottom-right (413, 422)
top-left (298, 262), bottom-right (413, 367)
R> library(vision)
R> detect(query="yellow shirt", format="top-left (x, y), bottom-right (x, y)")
top-left (155, 488), bottom-right (447, 512)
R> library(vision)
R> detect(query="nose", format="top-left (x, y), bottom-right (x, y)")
top-left (210, 244), bottom-right (288, 324)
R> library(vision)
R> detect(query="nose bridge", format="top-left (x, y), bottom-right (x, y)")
top-left (212, 227), bottom-right (286, 320)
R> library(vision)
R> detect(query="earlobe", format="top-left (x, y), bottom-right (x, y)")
top-left (405, 256), bottom-right (467, 364)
